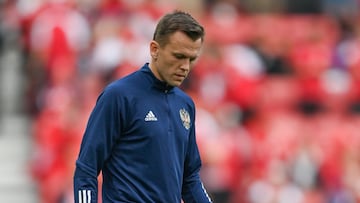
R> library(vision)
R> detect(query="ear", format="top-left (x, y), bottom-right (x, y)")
top-left (150, 40), bottom-right (159, 59)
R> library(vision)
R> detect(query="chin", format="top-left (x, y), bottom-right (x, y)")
top-left (171, 82), bottom-right (181, 87)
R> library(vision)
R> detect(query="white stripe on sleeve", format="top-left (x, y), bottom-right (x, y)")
top-left (82, 190), bottom-right (87, 203)
top-left (79, 190), bottom-right (91, 203)
top-left (79, 190), bottom-right (82, 203)
top-left (87, 190), bottom-right (91, 203)
top-left (201, 182), bottom-right (212, 203)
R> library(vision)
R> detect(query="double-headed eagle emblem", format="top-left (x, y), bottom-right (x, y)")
top-left (179, 108), bottom-right (190, 130)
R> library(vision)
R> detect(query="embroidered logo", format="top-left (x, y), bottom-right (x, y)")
top-left (179, 108), bottom-right (190, 130)
top-left (145, 111), bottom-right (158, 121)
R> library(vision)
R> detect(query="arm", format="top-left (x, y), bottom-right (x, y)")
top-left (182, 120), bottom-right (212, 203)
top-left (73, 88), bottom-right (122, 203)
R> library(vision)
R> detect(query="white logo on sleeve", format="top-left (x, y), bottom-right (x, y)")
top-left (145, 111), bottom-right (158, 121)
top-left (78, 190), bottom-right (91, 203)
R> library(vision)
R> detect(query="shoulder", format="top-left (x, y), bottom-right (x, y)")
top-left (94, 72), bottom-right (140, 104)
top-left (104, 71), bottom-right (142, 95)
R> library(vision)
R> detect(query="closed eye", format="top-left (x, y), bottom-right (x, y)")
top-left (174, 53), bottom-right (186, 59)
top-left (174, 53), bottom-right (197, 63)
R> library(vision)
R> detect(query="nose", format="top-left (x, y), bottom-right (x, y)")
top-left (180, 59), bottom-right (191, 72)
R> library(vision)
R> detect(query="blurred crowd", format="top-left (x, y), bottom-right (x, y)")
top-left (1, 0), bottom-right (360, 202)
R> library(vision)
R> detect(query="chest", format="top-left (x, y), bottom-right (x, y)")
top-left (121, 92), bottom-right (193, 145)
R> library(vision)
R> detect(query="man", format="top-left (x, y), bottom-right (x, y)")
top-left (73, 10), bottom-right (212, 203)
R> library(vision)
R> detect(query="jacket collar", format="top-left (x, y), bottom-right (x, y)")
top-left (140, 63), bottom-right (174, 92)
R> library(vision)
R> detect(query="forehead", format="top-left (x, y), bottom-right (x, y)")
top-left (163, 31), bottom-right (203, 55)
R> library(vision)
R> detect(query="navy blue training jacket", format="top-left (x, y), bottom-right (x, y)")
top-left (73, 63), bottom-right (212, 203)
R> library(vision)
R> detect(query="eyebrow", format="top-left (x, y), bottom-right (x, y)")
top-left (173, 52), bottom-right (198, 61)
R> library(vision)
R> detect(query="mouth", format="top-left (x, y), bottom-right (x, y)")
top-left (174, 74), bottom-right (186, 80)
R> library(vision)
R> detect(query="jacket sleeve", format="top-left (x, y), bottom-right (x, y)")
top-left (182, 110), bottom-right (212, 203)
top-left (73, 87), bottom-right (122, 203)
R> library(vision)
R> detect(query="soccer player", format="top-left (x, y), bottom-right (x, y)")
top-left (73, 10), bottom-right (212, 203)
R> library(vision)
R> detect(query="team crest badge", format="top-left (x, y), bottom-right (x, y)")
top-left (179, 108), bottom-right (191, 130)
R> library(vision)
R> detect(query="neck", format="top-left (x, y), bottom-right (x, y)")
top-left (148, 62), bottom-right (162, 82)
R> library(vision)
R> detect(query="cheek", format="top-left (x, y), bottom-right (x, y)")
top-left (161, 58), bottom-right (181, 70)
top-left (157, 60), bottom-right (174, 76)
top-left (158, 53), bottom-right (182, 71)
